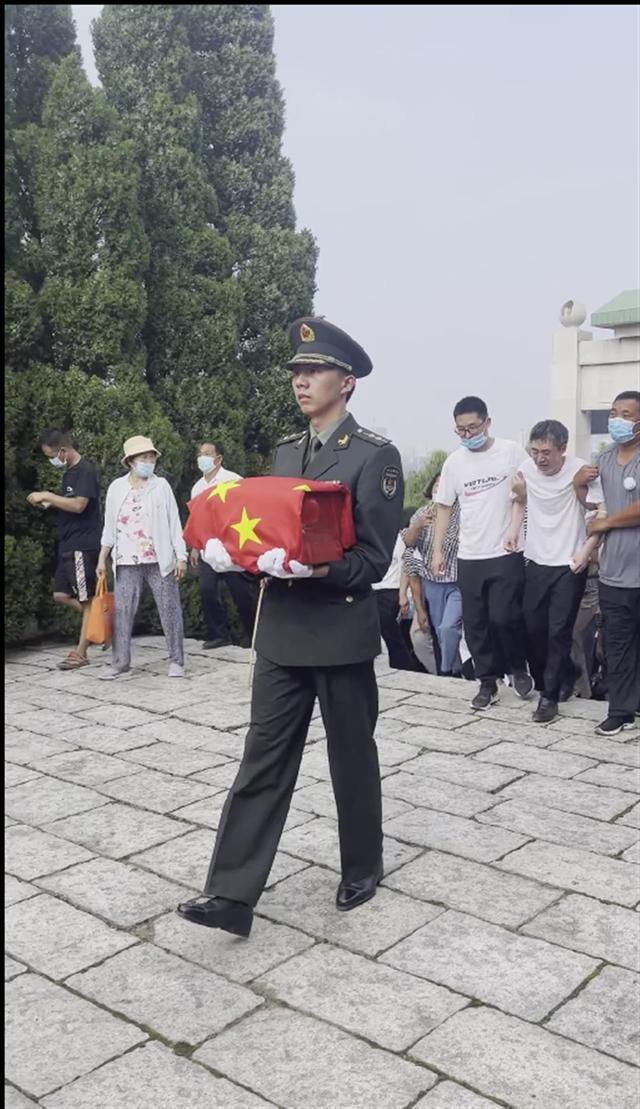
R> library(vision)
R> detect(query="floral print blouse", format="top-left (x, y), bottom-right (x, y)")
top-left (115, 488), bottom-right (158, 565)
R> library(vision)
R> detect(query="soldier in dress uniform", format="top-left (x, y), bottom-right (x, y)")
top-left (177, 317), bottom-right (404, 937)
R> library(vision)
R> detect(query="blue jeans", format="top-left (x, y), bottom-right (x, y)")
top-left (424, 580), bottom-right (463, 674)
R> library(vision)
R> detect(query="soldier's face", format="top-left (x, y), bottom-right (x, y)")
top-left (291, 366), bottom-right (354, 417)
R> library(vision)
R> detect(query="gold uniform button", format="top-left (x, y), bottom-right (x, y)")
top-left (345, 595), bottom-right (354, 604)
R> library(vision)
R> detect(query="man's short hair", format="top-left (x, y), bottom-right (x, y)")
top-left (423, 470), bottom-right (442, 501)
top-left (529, 419), bottom-right (568, 451)
top-left (453, 396), bottom-right (488, 421)
top-left (201, 440), bottom-right (224, 457)
top-left (39, 428), bottom-right (74, 450)
top-left (614, 391), bottom-right (640, 407)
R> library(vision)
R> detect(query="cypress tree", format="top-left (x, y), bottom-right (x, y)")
top-left (5, 8), bottom-right (178, 642)
top-left (93, 4), bottom-right (317, 475)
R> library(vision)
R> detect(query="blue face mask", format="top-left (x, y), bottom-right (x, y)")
top-left (197, 455), bottom-right (216, 474)
top-left (49, 454), bottom-right (66, 468)
top-left (462, 431), bottom-right (489, 451)
top-left (608, 417), bottom-right (637, 444)
top-left (133, 460), bottom-right (155, 480)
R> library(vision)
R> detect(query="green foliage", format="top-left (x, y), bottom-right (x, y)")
top-left (5, 4), bottom-right (317, 645)
top-left (404, 450), bottom-right (449, 507)
top-left (4, 535), bottom-right (44, 641)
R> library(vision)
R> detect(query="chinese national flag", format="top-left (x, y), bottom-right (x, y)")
top-left (183, 476), bottom-right (356, 574)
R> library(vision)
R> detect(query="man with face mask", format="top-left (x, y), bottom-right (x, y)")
top-left (189, 442), bottom-right (257, 649)
top-left (431, 396), bottom-right (533, 710)
top-left (27, 429), bottom-right (102, 670)
top-left (177, 317), bottom-right (403, 937)
top-left (574, 390), bottom-right (640, 735)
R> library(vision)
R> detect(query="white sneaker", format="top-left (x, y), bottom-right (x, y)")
top-left (168, 663), bottom-right (185, 678)
top-left (98, 668), bottom-right (128, 681)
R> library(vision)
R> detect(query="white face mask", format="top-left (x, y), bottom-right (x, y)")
top-left (197, 455), bottom-right (217, 474)
top-left (133, 460), bottom-right (155, 480)
top-left (49, 454), bottom-right (66, 468)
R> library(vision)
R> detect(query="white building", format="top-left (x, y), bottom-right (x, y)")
top-left (551, 290), bottom-right (640, 459)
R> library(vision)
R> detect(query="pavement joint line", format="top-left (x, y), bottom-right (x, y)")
top-left (513, 888), bottom-right (570, 932)
top-left (28, 1035), bottom-right (154, 1102)
top-left (57, 958), bottom-right (267, 1054)
top-left (537, 960), bottom-right (609, 1025)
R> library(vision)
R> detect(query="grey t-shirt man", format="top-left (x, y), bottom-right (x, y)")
top-left (597, 445), bottom-right (640, 589)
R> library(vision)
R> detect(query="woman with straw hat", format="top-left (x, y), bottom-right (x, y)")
top-left (97, 436), bottom-right (187, 678)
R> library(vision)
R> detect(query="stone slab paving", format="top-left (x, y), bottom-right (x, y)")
top-left (256, 942), bottom-right (467, 1051)
top-left (546, 964), bottom-right (640, 1065)
top-left (414, 1081), bottom-right (497, 1108)
top-left (4, 640), bottom-right (640, 1107)
top-left (411, 1006), bottom-right (640, 1109)
top-left (5, 956), bottom-right (27, 982)
top-left (5, 893), bottom-right (137, 979)
top-left (194, 1007), bottom-right (434, 1108)
top-left (380, 909), bottom-right (597, 1020)
top-left (4, 824), bottom-right (93, 880)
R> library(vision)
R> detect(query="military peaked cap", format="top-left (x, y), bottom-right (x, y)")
top-left (287, 317), bottom-right (373, 378)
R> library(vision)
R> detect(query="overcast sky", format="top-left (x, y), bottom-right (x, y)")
top-left (72, 4), bottom-right (639, 460)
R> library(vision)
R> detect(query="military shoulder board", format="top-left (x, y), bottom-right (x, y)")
top-left (353, 427), bottom-right (391, 447)
top-left (277, 431), bottom-right (306, 445)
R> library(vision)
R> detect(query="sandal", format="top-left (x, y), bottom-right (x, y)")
top-left (57, 651), bottom-right (90, 671)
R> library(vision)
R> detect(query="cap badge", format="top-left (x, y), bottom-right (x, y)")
top-left (300, 323), bottom-right (315, 342)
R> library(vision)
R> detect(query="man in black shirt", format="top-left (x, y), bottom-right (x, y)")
top-left (27, 429), bottom-right (102, 670)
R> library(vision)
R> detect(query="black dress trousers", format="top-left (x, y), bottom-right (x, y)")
top-left (204, 653), bottom-right (381, 905)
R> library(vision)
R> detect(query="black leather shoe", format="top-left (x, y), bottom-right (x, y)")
top-left (203, 638), bottom-right (231, 650)
top-left (176, 896), bottom-right (253, 936)
top-left (336, 867), bottom-right (383, 912)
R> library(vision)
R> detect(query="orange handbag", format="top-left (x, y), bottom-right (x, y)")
top-left (86, 575), bottom-right (114, 645)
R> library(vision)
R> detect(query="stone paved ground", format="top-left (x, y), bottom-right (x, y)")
top-left (5, 637), bottom-right (640, 1109)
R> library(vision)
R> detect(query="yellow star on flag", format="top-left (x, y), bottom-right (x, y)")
top-left (231, 506), bottom-right (262, 549)
top-left (293, 484), bottom-right (311, 492)
top-left (208, 480), bottom-right (242, 503)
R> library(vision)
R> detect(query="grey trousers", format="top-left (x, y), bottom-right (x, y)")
top-left (113, 564), bottom-right (184, 672)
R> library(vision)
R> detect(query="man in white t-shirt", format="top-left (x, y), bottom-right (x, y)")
top-left (505, 419), bottom-right (601, 724)
top-left (433, 396), bottom-right (533, 710)
top-left (189, 441), bottom-right (257, 649)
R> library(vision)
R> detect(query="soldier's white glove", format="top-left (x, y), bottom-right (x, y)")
top-left (202, 538), bottom-right (245, 573)
top-left (257, 548), bottom-right (313, 579)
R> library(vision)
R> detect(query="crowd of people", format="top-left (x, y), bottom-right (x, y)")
top-left (25, 317), bottom-right (639, 934)
top-left (376, 391), bottom-right (640, 736)
top-left (29, 430), bottom-right (258, 679)
top-left (29, 390), bottom-right (640, 737)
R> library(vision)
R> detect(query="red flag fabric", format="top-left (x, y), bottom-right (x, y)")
top-left (183, 476), bottom-right (356, 574)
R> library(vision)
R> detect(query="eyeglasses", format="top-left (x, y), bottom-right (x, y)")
top-left (454, 421), bottom-right (486, 438)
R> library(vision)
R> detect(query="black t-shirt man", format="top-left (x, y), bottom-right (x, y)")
top-left (28, 433), bottom-right (104, 667)
top-left (57, 458), bottom-right (102, 553)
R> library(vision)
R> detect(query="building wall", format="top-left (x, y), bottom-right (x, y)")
top-left (551, 320), bottom-right (640, 461)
